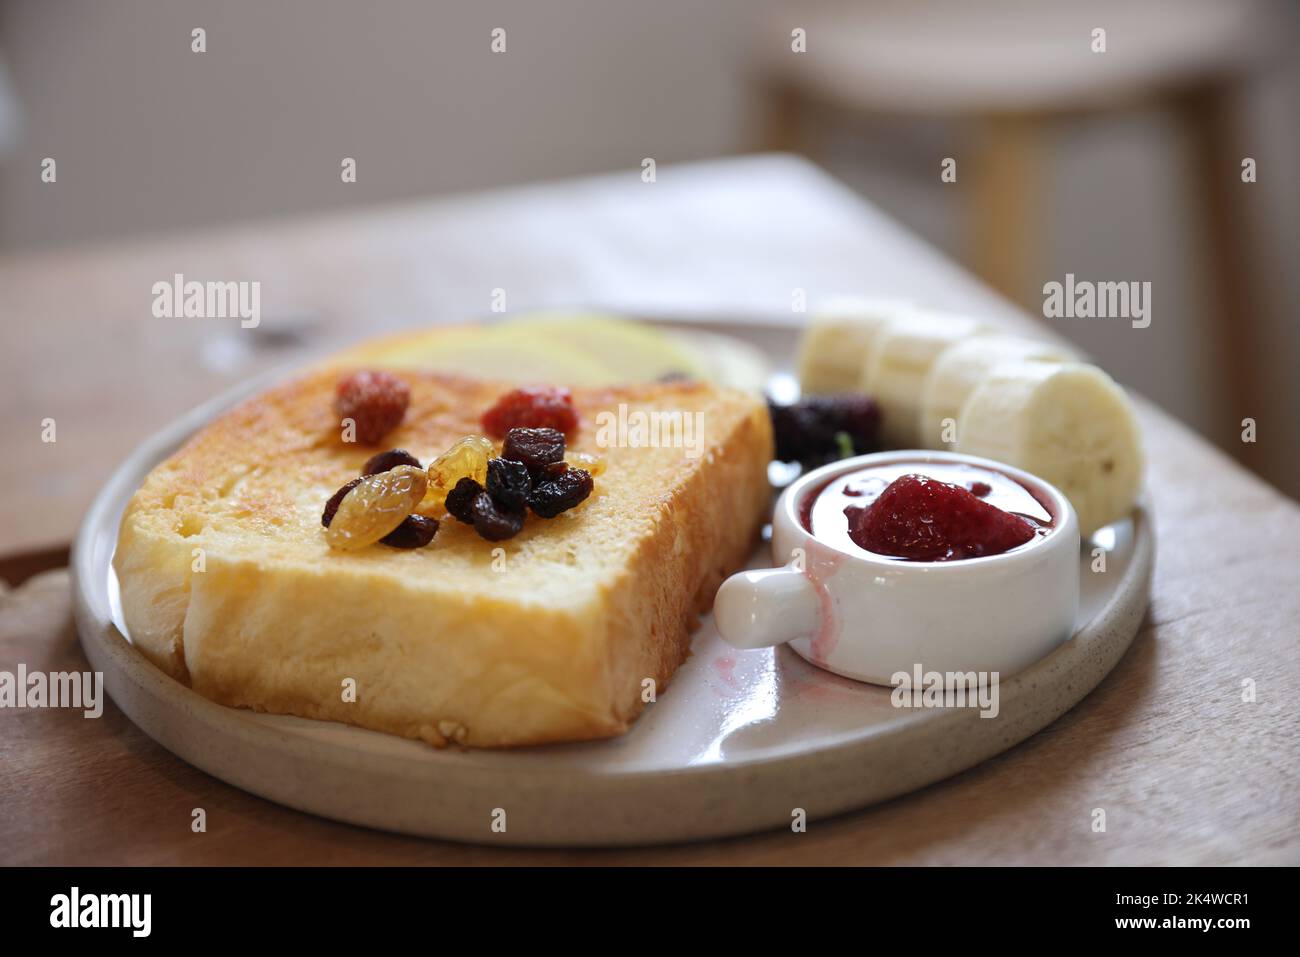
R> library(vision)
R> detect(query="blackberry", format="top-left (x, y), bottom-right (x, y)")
top-left (444, 476), bottom-right (484, 525)
top-left (528, 467), bottom-right (593, 518)
top-left (321, 477), bottom-right (363, 527)
top-left (486, 457), bottom-right (532, 511)
top-left (501, 427), bottom-right (566, 478)
top-left (471, 491), bottom-right (525, 541)
top-left (768, 394), bottom-right (881, 465)
top-left (380, 514), bottom-right (438, 549)
top-left (361, 448), bottom-right (421, 476)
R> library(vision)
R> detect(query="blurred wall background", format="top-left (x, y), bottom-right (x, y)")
top-left (0, 0), bottom-right (1296, 498)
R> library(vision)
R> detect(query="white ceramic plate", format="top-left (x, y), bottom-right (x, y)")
top-left (71, 318), bottom-right (1154, 847)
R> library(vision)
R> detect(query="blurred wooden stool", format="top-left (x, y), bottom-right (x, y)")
top-left (756, 0), bottom-right (1290, 418)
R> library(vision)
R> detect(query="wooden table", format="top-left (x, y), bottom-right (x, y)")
top-left (1, 155), bottom-right (1297, 864)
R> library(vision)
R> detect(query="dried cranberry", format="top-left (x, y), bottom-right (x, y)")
top-left (481, 386), bottom-right (578, 437)
top-left (321, 477), bottom-right (363, 527)
top-left (769, 394), bottom-right (881, 465)
top-left (334, 371), bottom-right (410, 445)
top-left (470, 492), bottom-right (525, 541)
top-left (501, 427), bottom-right (566, 478)
top-left (528, 467), bottom-right (593, 518)
top-left (444, 476), bottom-right (484, 525)
top-left (362, 448), bottom-right (421, 475)
top-left (380, 514), bottom-right (439, 549)
top-left (486, 457), bottom-right (532, 511)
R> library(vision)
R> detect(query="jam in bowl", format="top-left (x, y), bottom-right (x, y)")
top-left (803, 460), bottom-right (1057, 562)
top-left (714, 451), bottom-right (1081, 685)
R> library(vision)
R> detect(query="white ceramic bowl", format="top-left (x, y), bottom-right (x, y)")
top-left (715, 451), bottom-right (1081, 684)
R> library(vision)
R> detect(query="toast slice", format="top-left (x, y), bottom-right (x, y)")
top-left (113, 368), bottom-right (773, 747)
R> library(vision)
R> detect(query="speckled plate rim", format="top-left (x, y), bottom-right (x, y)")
top-left (70, 320), bottom-right (1155, 847)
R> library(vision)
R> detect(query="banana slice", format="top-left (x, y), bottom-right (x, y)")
top-left (795, 298), bottom-right (914, 395)
top-left (956, 361), bottom-right (1144, 536)
top-left (920, 335), bottom-right (1074, 449)
top-left (861, 310), bottom-right (990, 449)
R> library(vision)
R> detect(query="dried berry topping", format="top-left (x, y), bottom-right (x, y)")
top-left (528, 467), bottom-right (593, 518)
top-left (324, 465), bottom-right (428, 551)
top-left (768, 394), bottom-right (881, 466)
top-left (426, 434), bottom-right (495, 510)
top-left (501, 427), bottom-right (566, 478)
top-left (566, 450), bottom-right (607, 477)
top-left (379, 513), bottom-right (439, 549)
top-left (470, 491), bottom-right (525, 541)
top-left (481, 386), bottom-right (578, 437)
top-left (362, 448), bottom-right (422, 476)
top-left (444, 476), bottom-right (484, 525)
top-left (485, 457), bottom-right (532, 511)
top-left (334, 370), bottom-right (411, 445)
top-left (537, 461), bottom-right (570, 482)
top-left (322, 477), bottom-right (363, 527)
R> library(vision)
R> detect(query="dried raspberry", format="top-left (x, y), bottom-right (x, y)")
top-left (528, 467), bottom-right (593, 518)
top-left (486, 457), bottom-right (532, 511)
top-left (501, 427), bottom-right (566, 478)
top-left (845, 473), bottom-right (1034, 561)
top-left (380, 513), bottom-right (438, 549)
top-left (362, 448), bottom-right (421, 476)
top-left (322, 477), bottom-right (363, 527)
top-left (335, 371), bottom-right (410, 445)
top-left (481, 387), bottom-right (578, 437)
top-left (444, 476), bottom-right (484, 524)
top-left (471, 492), bottom-right (525, 541)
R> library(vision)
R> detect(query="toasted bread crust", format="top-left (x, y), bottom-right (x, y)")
top-left (114, 367), bottom-right (772, 747)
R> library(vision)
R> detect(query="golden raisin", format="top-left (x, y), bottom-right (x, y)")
top-left (326, 465), bottom-right (428, 550)
top-left (567, 451), bottom-right (607, 477)
top-left (425, 435), bottom-right (495, 509)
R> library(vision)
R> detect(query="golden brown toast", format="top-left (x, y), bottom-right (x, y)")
top-left (113, 368), bottom-right (773, 747)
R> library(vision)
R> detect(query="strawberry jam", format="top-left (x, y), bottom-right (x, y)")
top-left (801, 461), bottom-right (1054, 561)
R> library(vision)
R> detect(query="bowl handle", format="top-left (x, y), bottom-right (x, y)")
top-left (714, 562), bottom-right (820, 650)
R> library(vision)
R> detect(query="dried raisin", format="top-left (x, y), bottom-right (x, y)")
top-left (566, 450), bottom-right (607, 477)
top-left (325, 465), bottom-right (428, 550)
top-left (501, 427), bottom-right (565, 478)
top-left (528, 467), bottom-right (593, 518)
top-left (470, 492), bottom-right (525, 541)
top-left (362, 448), bottom-right (421, 476)
top-left (444, 476), bottom-right (484, 525)
top-left (426, 435), bottom-right (495, 509)
top-left (380, 513), bottom-right (439, 549)
top-left (322, 477), bottom-right (363, 527)
top-left (485, 457), bottom-right (532, 511)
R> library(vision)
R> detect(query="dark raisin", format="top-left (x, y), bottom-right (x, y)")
top-left (444, 477), bottom-right (484, 525)
top-left (470, 491), bottom-right (525, 541)
top-left (538, 461), bottom-right (569, 482)
top-left (322, 477), bottom-right (363, 527)
top-left (528, 467), bottom-right (593, 518)
top-left (486, 457), bottom-right (532, 511)
top-left (361, 448), bottom-right (421, 476)
top-left (501, 427), bottom-right (566, 478)
top-left (379, 513), bottom-right (438, 549)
